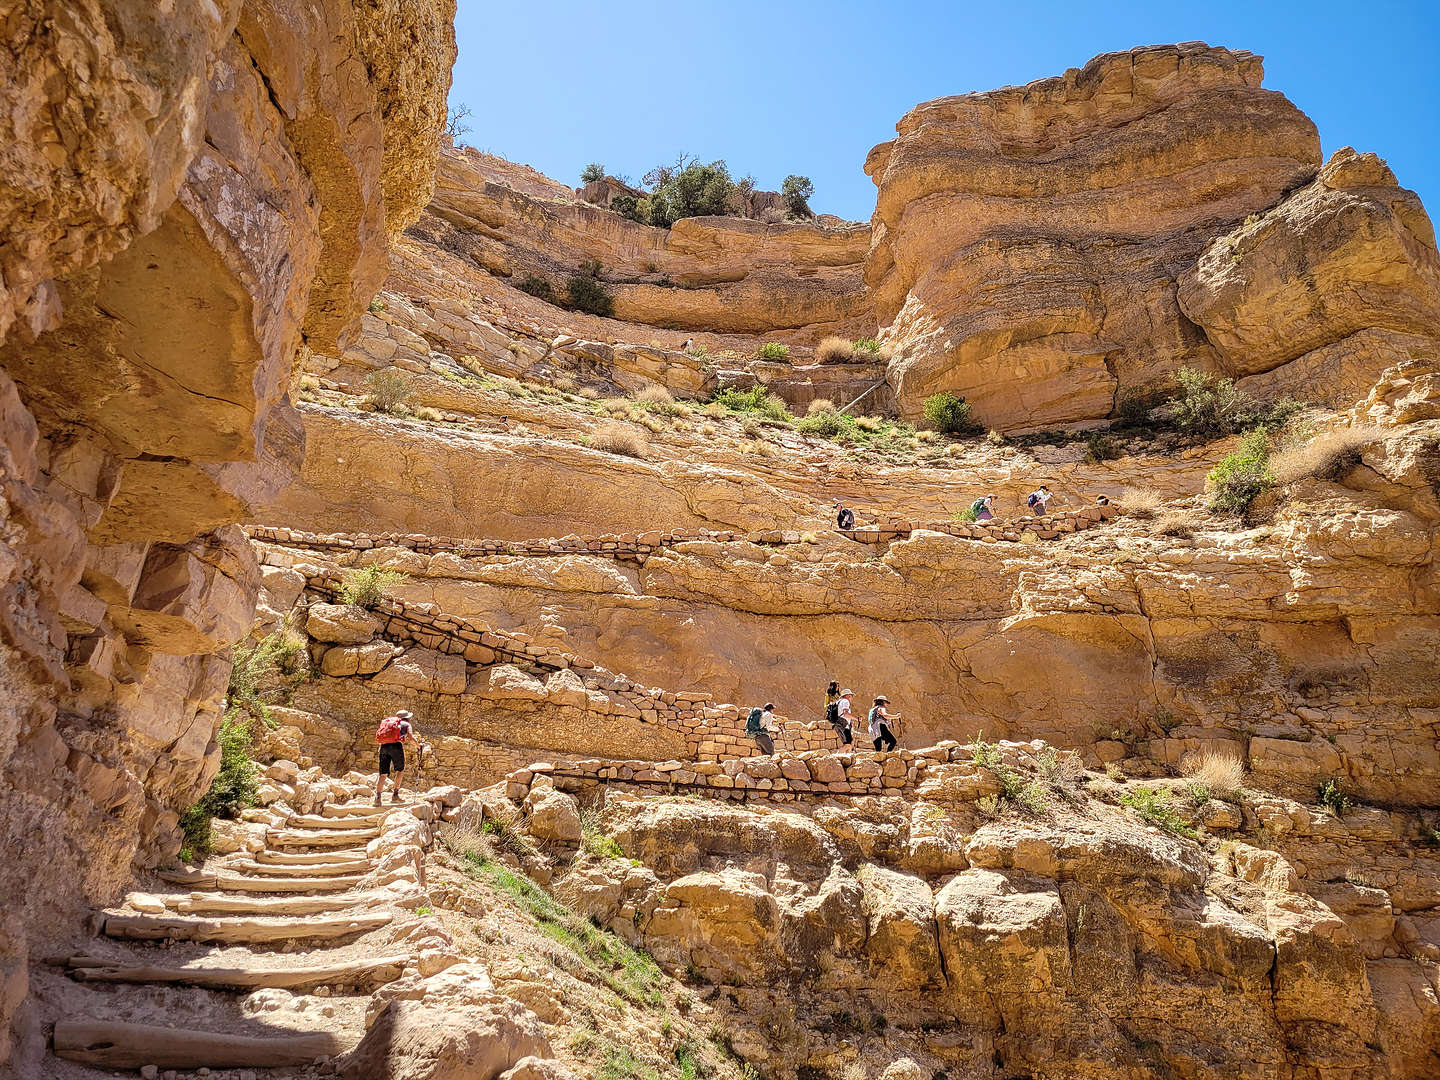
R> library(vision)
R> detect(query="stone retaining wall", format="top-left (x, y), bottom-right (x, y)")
top-left (843, 502), bottom-right (1122, 544)
top-left (504, 738), bottom-right (1076, 804)
top-left (254, 551), bottom-right (841, 763)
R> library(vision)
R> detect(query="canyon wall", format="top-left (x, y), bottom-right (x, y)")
top-left (0, 0), bottom-right (455, 1065)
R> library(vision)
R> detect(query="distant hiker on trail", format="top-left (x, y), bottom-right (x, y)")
top-left (868, 696), bottom-right (901, 752)
top-left (1027, 486), bottom-right (1053, 516)
top-left (825, 680), bottom-right (840, 718)
top-left (824, 681), bottom-right (852, 745)
top-left (1096, 494), bottom-right (1110, 506)
top-left (969, 494), bottom-right (996, 521)
top-left (375, 709), bottom-right (417, 805)
top-left (835, 501), bottom-right (855, 531)
top-left (833, 688), bottom-right (858, 746)
top-left (745, 703), bottom-right (778, 756)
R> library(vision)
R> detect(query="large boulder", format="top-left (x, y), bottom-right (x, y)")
top-left (523, 785), bottom-right (582, 844)
top-left (856, 863), bottom-right (943, 989)
top-left (306, 602), bottom-right (380, 645)
top-left (370, 646), bottom-right (467, 695)
top-left (340, 998), bottom-right (550, 1080)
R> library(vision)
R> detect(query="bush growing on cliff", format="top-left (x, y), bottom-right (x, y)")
top-left (1206, 428), bottom-right (1273, 513)
top-left (609, 193), bottom-right (645, 223)
top-left (923, 391), bottom-right (978, 434)
top-left (781, 174), bottom-right (814, 218)
top-left (363, 369), bottom-right (412, 415)
top-left (815, 336), bottom-right (853, 363)
top-left (642, 155), bottom-right (739, 226)
top-left (756, 342), bottom-right (790, 361)
top-left (517, 275), bottom-right (555, 302)
top-left (713, 384), bottom-right (792, 422)
top-left (565, 273), bottom-right (613, 317)
top-left (177, 712), bottom-right (258, 859)
top-left (1120, 786), bottom-right (1197, 839)
top-left (1168, 367), bottom-right (1302, 439)
top-left (1270, 425), bottom-right (1381, 484)
top-left (339, 565), bottom-right (409, 609)
top-left (580, 162), bottom-right (606, 184)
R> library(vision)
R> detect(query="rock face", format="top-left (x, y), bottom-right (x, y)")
top-left (868, 43), bottom-right (1323, 429)
top-left (0, 0), bottom-right (455, 1064)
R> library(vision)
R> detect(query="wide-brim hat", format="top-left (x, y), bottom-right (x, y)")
top-left (765, 702), bottom-right (776, 710)
top-left (875, 695), bottom-right (890, 704)
top-left (396, 710), bottom-right (413, 718)
top-left (840, 689), bottom-right (854, 697)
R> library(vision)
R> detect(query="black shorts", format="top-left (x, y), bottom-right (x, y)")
top-left (378, 742), bottom-right (405, 774)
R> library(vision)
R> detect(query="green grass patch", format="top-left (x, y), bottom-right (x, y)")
top-left (460, 850), bottom-right (664, 1007)
top-left (1120, 787), bottom-right (1198, 839)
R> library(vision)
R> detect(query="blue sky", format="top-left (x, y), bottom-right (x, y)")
top-left (451, 0), bottom-right (1440, 223)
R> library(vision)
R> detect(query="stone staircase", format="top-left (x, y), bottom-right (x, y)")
top-left (44, 781), bottom-right (448, 1076)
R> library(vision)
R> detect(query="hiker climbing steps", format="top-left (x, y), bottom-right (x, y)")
top-left (45, 773), bottom-right (455, 1075)
top-left (838, 499), bottom-right (1124, 544)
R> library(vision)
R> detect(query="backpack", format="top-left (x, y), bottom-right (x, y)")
top-left (837, 508), bottom-right (855, 530)
top-left (376, 715), bottom-right (405, 744)
top-left (970, 498), bottom-right (986, 515)
top-left (745, 707), bottom-right (764, 733)
top-left (825, 701), bottom-right (840, 724)
top-left (1027, 492), bottom-right (1040, 509)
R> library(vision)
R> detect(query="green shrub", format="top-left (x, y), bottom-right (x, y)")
top-left (643, 156), bottom-right (738, 227)
top-left (178, 712), bottom-right (258, 858)
top-left (713, 384), bottom-right (792, 422)
top-left (1206, 428), bottom-right (1273, 512)
top-left (338, 564), bottom-right (408, 609)
top-left (518, 275), bottom-right (554, 302)
top-left (1120, 786), bottom-right (1197, 839)
top-left (853, 337), bottom-right (883, 356)
top-left (1318, 779), bottom-right (1350, 817)
top-left (1084, 432), bottom-right (1121, 463)
top-left (781, 174), bottom-right (814, 218)
top-left (227, 627), bottom-right (310, 720)
top-left (923, 391), bottom-right (977, 434)
top-left (952, 505), bottom-right (979, 523)
top-left (610, 194), bottom-right (644, 223)
top-left (581, 162), bottom-right (606, 184)
top-left (796, 410), bottom-right (846, 438)
top-left (565, 274), bottom-right (613, 317)
top-left (1168, 367), bottom-right (1301, 439)
top-left (756, 342), bottom-right (790, 361)
top-left (363, 369), bottom-right (412, 415)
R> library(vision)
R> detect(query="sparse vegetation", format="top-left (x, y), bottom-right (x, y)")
top-left (566, 272), bottom-right (614, 317)
top-left (815, 337), bottom-right (853, 363)
top-left (579, 807), bottom-right (625, 860)
top-left (1270, 425), bottom-right (1381, 484)
top-left (1181, 750), bottom-right (1245, 800)
top-left (1122, 486), bottom-right (1163, 520)
top-left (713, 384), bottom-right (792, 422)
top-left (591, 421), bottom-right (649, 458)
top-left (1120, 786), bottom-right (1197, 839)
top-left (969, 735), bottom-right (1050, 815)
top-left (1318, 778), bottom-right (1350, 817)
top-left (518, 274), bottom-right (555, 302)
top-left (1085, 432), bottom-right (1121, 463)
top-left (923, 391), bottom-right (978, 434)
top-left (642, 155), bottom-right (740, 227)
top-left (635, 384), bottom-right (677, 411)
top-left (756, 342), bottom-right (790, 361)
top-left (780, 174), bottom-right (814, 218)
top-left (177, 712), bottom-right (257, 858)
top-left (1206, 428), bottom-right (1273, 513)
top-left (581, 163), bottom-right (607, 184)
top-left (338, 564), bottom-right (408, 609)
top-left (444, 103), bottom-right (472, 141)
top-left (362, 369), bottom-right (412, 415)
top-left (1168, 367), bottom-right (1302, 439)
top-left (1153, 512), bottom-right (1195, 539)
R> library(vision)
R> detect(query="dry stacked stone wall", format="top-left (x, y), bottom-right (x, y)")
top-left (843, 501), bottom-right (1123, 544)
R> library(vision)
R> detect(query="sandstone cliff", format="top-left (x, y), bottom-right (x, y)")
top-left (0, 0), bottom-right (455, 1067)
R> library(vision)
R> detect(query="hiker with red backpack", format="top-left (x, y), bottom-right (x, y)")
top-left (375, 709), bottom-right (418, 806)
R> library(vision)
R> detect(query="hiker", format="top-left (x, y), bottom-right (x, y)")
top-left (681, 337), bottom-right (694, 352)
top-left (375, 709), bottom-right (417, 806)
top-left (1095, 494), bottom-right (1110, 506)
top-left (835, 501), bottom-right (855, 531)
top-left (969, 494), bottom-right (996, 521)
top-left (868, 696), bottom-right (901, 752)
top-left (1026, 485), bottom-right (1053, 516)
top-left (834, 688), bottom-right (858, 746)
top-left (745, 702), bottom-right (778, 756)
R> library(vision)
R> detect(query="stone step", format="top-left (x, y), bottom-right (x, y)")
top-left (174, 890), bottom-right (390, 916)
top-left (101, 911), bottom-right (391, 944)
top-left (157, 867), bottom-right (215, 887)
top-left (323, 802), bottom-right (395, 818)
top-left (285, 812), bottom-right (388, 830)
top-left (225, 857), bottom-right (372, 878)
top-left (255, 847), bottom-right (369, 865)
top-left (53, 1019), bottom-right (346, 1070)
top-left (213, 871), bottom-right (365, 894)
top-left (266, 827), bottom-right (381, 848)
top-left (67, 952), bottom-right (409, 990)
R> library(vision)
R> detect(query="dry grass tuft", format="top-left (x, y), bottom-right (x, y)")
top-left (458, 355), bottom-right (488, 378)
top-left (590, 421), bottom-right (648, 459)
top-left (637, 413), bottom-right (665, 433)
top-left (815, 336), bottom-right (855, 364)
top-left (1122, 486), bottom-right (1163, 521)
top-left (743, 438), bottom-right (778, 458)
top-left (1271, 425), bottom-right (1383, 485)
top-left (554, 375), bottom-right (578, 394)
top-left (413, 405), bottom-right (444, 422)
top-left (1181, 749), bottom-right (1246, 799)
top-left (578, 386), bottom-right (600, 400)
top-left (854, 415), bottom-right (882, 432)
top-left (636, 383), bottom-right (674, 406)
top-left (807, 398), bottom-right (837, 415)
top-left (1154, 512), bottom-right (1195, 539)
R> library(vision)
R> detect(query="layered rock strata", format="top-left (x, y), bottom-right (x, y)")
top-left (0, 0), bottom-right (455, 1066)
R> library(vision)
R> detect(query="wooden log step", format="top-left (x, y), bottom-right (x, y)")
top-left (213, 871), bottom-right (365, 894)
top-left (225, 858), bottom-right (372, 878)
top-left (255, 848), bottom-right (368, 865)
top-left (157, 868), bottom-right (216, 887)
top-left (68, 952), bottom-right (409, 990)
top-left (175, 890), bottom-right (386, 916)
top-left (323, 803), bottom-right (393, 817)
top-left (267, 828), bottom-right (380, 848)
top-left (53, 1019), bottom-right (345, 1069)
top-left (102, 911), bottom-right (391, 944)
top-left (286, 812), bottom-right (387, 829)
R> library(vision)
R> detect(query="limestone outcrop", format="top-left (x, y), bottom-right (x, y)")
top-left (867, 43), bottom-right (1324, 428)
top-left (0, 0), bottom-right (455, 1065)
